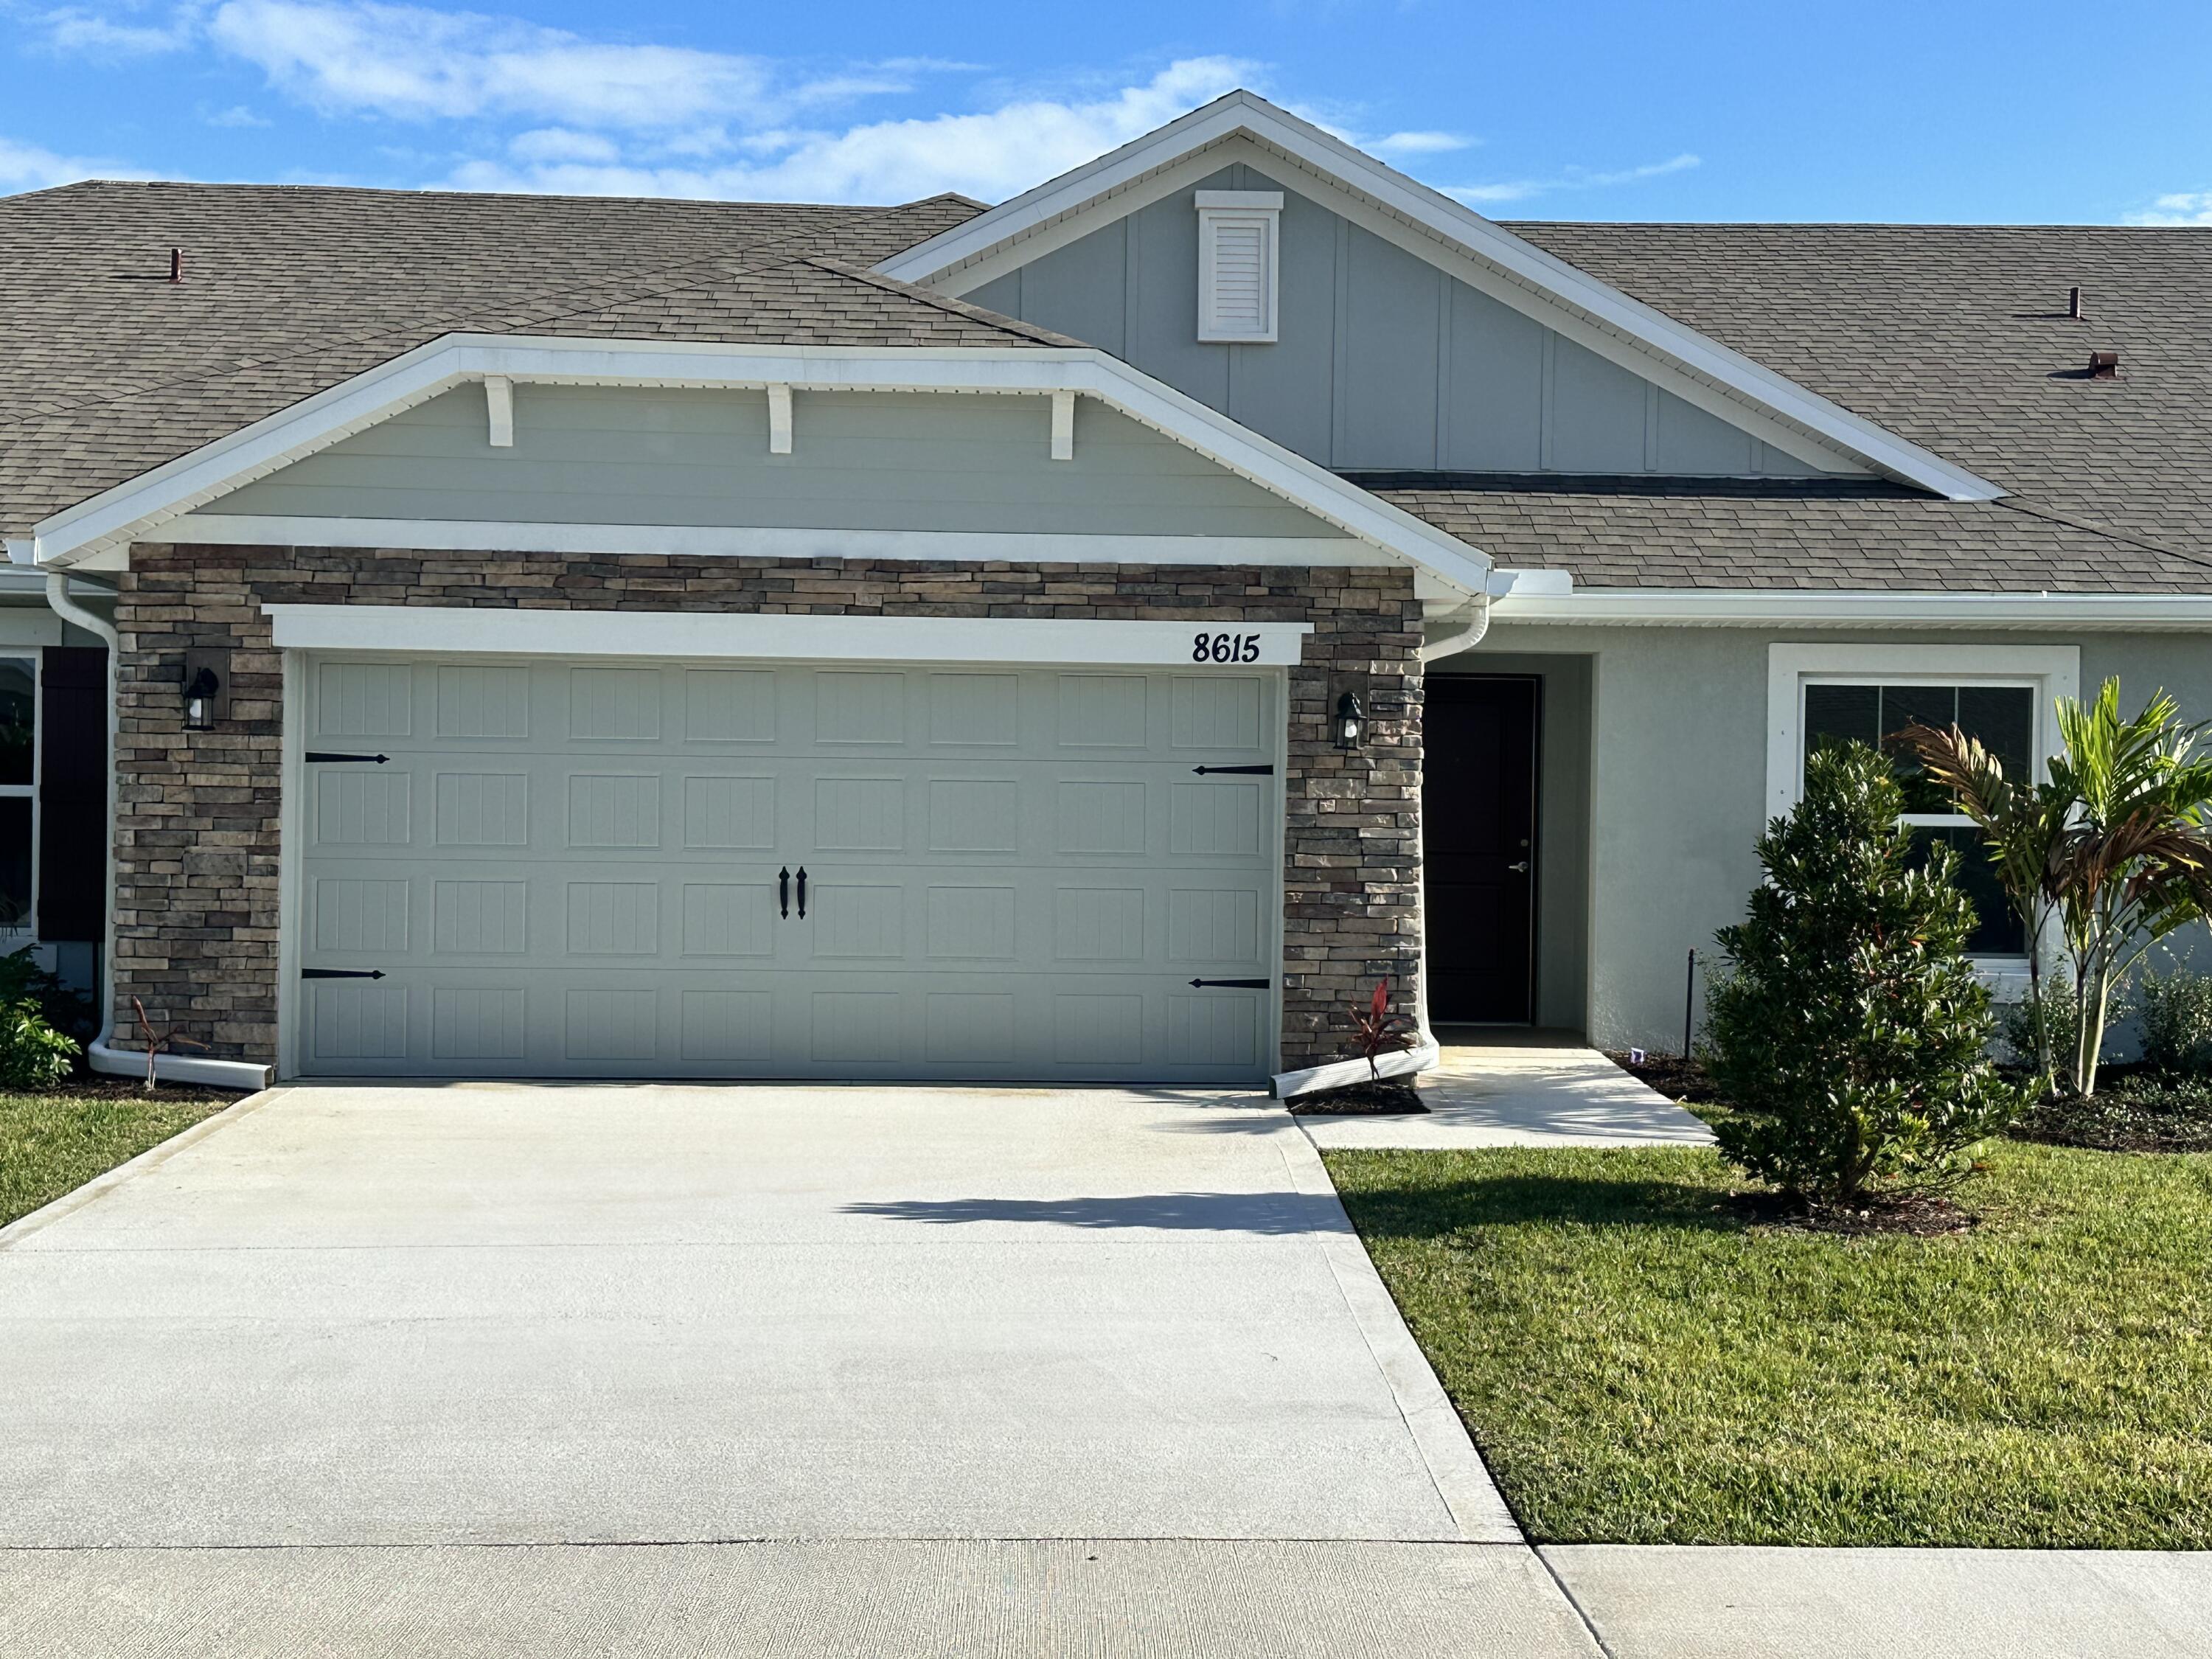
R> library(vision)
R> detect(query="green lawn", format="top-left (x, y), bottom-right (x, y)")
top-left (1326, 1141), bottom-right (2212, 1548)
top-left (0, 1089), bottom-right (233, 1230)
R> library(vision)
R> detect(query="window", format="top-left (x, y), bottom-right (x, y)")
top-left (0, 657), bottom-right (32, 931)
top-left (1196, 190), bottom-right (1281, 343)
top-left (1767, 645), bottom-right (2080, 963)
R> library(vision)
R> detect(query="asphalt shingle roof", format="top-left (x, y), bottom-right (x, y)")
top-left (2, 181), bottom-right (2207, 596)
top-left (0, 180), bottom-right (1037, 535)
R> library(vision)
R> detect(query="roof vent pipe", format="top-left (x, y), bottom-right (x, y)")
top-left (2067, 285), bottom-right (2083, 320)
top-left (168, 248), bottom-right (183, 283)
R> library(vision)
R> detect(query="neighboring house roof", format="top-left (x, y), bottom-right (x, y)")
top-left (0, 180), bottom-right (1015, 537)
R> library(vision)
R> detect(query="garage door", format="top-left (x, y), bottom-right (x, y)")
top-left (296, 655), bottom-right (1281, 1081)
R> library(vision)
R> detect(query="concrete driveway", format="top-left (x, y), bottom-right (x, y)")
top-left (0, 1083), bottom-right (1599, 1656)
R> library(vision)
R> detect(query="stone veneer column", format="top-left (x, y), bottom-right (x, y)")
top-left (113, 547), bottom-right (1423, 1072)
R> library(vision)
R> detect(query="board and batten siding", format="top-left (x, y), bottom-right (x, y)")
top-left (201, 383), bottom-right (1354, 542)
top-left (964, 164), bottom-right (1843, 481)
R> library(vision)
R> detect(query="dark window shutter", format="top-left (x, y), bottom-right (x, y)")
top-left (38, 647), bottom-right (107, 943)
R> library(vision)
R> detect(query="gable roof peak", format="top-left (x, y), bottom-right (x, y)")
top-left (874, 88), bottom-right (2006, 504)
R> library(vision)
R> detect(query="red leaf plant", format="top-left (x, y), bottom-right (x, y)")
top-left (1349, 977), bottom-right (1417, 1082)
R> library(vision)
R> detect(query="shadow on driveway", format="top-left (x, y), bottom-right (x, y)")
top-left (842, 1192), bottom-right (1349, 1234)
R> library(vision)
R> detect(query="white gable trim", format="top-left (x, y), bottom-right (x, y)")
top-left (877, 91), bottom-right (2003, 504)
top-left (27, 333), bottom-right (1492, 592)
top-left (164, 517), bottom-right (1380, 568)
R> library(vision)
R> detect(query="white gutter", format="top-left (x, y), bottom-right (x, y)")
top-left (1489, 588), bottom-right (2212, 630)
top-left (41, 572), bottom-right (271, 1091)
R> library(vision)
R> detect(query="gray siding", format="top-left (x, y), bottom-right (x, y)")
top-left (970, 163), bottom-right (1841, 479)
top-left (1442, 625), bottom-right (2212, 1051)
top-left (203, 383), bottom-right (1351, 541)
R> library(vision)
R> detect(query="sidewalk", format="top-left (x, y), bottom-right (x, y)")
top-left (1545, 1544), bottom-right (2212, 1658)
top-left (1298, 1034), bottom-right (1714, 1150)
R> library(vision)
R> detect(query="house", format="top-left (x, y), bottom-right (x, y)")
top-left (4, 90), bottom-right (2206, 1091)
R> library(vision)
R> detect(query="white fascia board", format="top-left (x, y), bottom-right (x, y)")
top-left (265, 605), bottom-right (1315, 666)
top-left (165, 517), bottom-right (1382, 567)
top-left (1487, 588), bottom-right (2212, 629)
top-left (29, 333), bottom-right (1490, 594)
top-left (880, 91), bottom-right (2002, 503)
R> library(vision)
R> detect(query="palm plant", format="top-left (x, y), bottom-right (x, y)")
top-left (1899, 679), bottom-right (2212, 1096)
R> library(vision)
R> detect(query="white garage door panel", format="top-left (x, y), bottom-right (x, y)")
top-left (297, 658), bottom-right (1280, 1080)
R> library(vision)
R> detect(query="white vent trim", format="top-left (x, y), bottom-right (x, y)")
top-left (1197, 190), bottom-right (1281, 344)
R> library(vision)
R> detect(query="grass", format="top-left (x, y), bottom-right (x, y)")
top-left (0, 1085), bottom-right (235, 1230)
top-left (1326, 1139), bottom-right (2212, 1548)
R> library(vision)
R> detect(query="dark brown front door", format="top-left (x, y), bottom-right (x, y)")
top-left (1424, 676), bottom-right (1538, 1023)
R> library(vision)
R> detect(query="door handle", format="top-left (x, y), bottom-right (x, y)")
top-left (779, 866), bottom-right (790, 919)
top-left (796, 866), bottom-right (807, 919)
top-left (1507, 860), bottom-right (1530, 874)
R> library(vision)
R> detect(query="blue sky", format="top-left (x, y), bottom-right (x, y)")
top-left (3, 0), bottom-right (2208, 223)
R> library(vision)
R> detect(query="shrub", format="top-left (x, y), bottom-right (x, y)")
top-left (0, 947), bottom-right (97, 1046)
top-left (2135, 963), bottom-right (2212, 1077)
top-left (0, 998), bottom-right (80, 1089)
top-left (1999, 969), bottom-right (2114, 1081)
top-left (1703, 742), bottom-right (2032, 1204)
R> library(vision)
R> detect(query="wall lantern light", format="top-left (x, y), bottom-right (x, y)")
top-left (184, 666), bottom-right (220, 731)
top-left (1334, 689), bottom-right (1366, 751)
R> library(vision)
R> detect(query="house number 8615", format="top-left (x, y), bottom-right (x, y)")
top-left (1192, 632), bottom-right (1262, 664)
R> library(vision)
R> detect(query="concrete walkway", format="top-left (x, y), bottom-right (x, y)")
top-left (1545, 1545), bottom-right (2212, 1658)
top-left (1300, 1037), bottom-right (1714, 1150)
top-left (0, 1082), bottom-right (1601, 1656)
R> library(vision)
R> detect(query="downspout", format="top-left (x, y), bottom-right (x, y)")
top-left (1419, 591), bottom-right (1492, 663)
top-left (44, 568), bottom-right (270, 1089)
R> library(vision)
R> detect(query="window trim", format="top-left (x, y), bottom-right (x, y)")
top-left (1195, 189), bottom-right (1282, 344)
top-left (1766, 644), bottom-right (2081, 971)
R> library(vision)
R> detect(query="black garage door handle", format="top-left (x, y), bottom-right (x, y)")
top-left (796, 866), bottom-right (807, 919)
top-left (779, 867), bottom-right (790, 919)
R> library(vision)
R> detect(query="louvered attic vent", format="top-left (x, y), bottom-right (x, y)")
top-left (1196, 190), bottom-right (1282, 344)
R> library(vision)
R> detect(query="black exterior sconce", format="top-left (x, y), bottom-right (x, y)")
top-left (181, 652), bottom-right (227, 731)
top-left (1334, 689), bottom-right (1366, 751)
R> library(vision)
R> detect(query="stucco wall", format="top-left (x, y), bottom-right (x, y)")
top-left (111, 547), bottom-right (1422, 1074)
top-left (1459, 623), bottom-right (2212, 1051)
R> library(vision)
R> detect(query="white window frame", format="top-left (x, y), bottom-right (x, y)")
top-left (1767, 644), bottom-right (2080, 977)
top-left (0, 648), bottom-right (40, 943)
top-left (1195, 189), bottom-right (1281, 344)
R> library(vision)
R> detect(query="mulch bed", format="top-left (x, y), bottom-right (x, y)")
top-left (1605, 1049), bottom-right (1725, 1105)
top-left (1719, 1186), bottom-right (1979, 1237)
top-left (3, 1072), bottom-right (252, 1107)
top-left (1287, 1077), bottom-right (1428, 1116)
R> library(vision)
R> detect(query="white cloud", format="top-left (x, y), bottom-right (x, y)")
top-left (2126, 190), bottom-right (2212, 226)
top-left (0, 134), bottom-right (145, 190)
top-left (451, 57), bottom-right (1256, 205)
top-left (1447, 152), bottom-right (1700, 206)
top-left (1368, 130), bottom-right (1472, 157)
top-left (36, 4), bottom-right (199, 55)
top-left (204, 102), bottom-right (269, 126)
top-left (506, 127), bottom-right (619, 165)
top-left (196, 0), bottom-right (933, 134)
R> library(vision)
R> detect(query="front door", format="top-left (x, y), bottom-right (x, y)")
top-left (1423, 676), bottom-right (1538, 1023)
